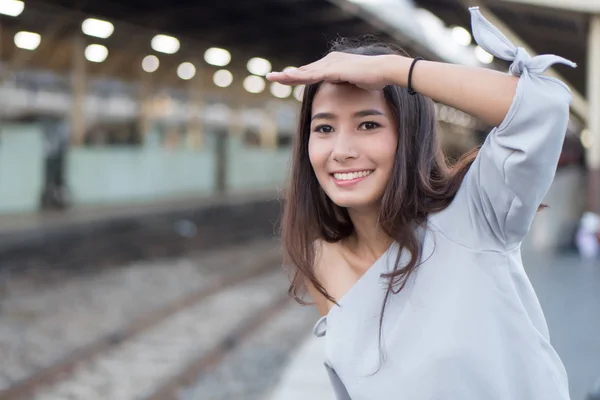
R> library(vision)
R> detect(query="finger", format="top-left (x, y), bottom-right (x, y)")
top-left (291, 63), bottom-right (344, 83)
top-left (265, 71), bottom-right (293, 83)
top-left (298, 60), bottom-right (321, 71)
top-left (269, 58), bottom-right (321, 76)
top-left (265, 76), bottom-right (322, 86)
top-left (266, 70), bottom-right (323, 85)
top-left (268, 66), bottom-right (311, 78)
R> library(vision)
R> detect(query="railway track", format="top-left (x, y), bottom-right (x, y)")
top-left (143, 292), bottom-right (291, 400)
top-left (0, 242), bottom-right (303, 400)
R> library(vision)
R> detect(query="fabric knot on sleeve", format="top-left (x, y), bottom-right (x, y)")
top-left (469, 7), bottom-right (576, 77)
top-left (509, 47), bottom-right (531, 76)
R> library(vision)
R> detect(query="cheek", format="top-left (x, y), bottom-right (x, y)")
top-left (383, 137), bottom-right (398, 167)
top-left (308, 136), bottom-right (330, 171)
top-left (370, 131), bottom-right (398, 169)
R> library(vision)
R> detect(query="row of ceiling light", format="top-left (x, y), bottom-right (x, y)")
top-left (449, 26), bottom-right (494, 64)
top-left (2, 0), bottom-right (302, 100)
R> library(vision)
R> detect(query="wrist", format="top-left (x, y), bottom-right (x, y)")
top-left (382, 55), bottom-right (412, 87)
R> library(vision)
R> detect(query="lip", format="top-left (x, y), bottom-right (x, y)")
top-left (330, 169), bottom-right (372, 174)
top-left (330, 170), bottom-right (373, 187)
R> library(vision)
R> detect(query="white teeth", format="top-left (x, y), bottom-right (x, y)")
top-left (333, 170), bottom-right (373, 181)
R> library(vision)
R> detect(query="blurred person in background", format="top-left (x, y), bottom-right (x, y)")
top-left (575, 211), bottom-right (600, 260)
top-left (269, 7), bottom-right (575, 400)
top-left (40, 115), bottom-right (71, 210)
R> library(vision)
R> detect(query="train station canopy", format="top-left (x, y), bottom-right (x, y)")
top-left (411, 0), bottom-right (593, 124)
top-left (1, 0), bottom-right (592, 123)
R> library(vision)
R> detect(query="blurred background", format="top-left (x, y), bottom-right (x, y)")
top-left (0, 0), bottom-right (598, 399)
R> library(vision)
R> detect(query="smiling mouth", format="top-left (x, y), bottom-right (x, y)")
top-left (331, 170), bottom-right (374, 181)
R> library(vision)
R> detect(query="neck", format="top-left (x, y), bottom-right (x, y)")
top-left (347, 207), bottom-right (392, 258)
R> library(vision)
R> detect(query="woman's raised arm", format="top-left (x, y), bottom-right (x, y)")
top-left (266, 8), bottom-right (574, 129)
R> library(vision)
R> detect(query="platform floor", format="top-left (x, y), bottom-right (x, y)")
top-left (267, 250), bottom-right (600, 400)
top-left (266, 335), bottom-right (334, 400)
top-left (0, 189), bottom-right (276, 235)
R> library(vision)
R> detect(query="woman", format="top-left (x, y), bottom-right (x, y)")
top-left (267, 7), bottom-right (575, 400)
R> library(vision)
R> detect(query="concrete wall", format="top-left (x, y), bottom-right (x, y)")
top-left (0, 126), bottom-right (45, 214)
top-left (226, 137), bottom-right (290, 191)
top-left (67, 148), bottom-right (216, 204)
top-left (0, 124), bottom-right (588, 252)
top-left (0, 125), bottom-right (291, 214)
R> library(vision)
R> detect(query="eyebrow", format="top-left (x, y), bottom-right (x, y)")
top-left (311, 109), bottom-right (385, 121)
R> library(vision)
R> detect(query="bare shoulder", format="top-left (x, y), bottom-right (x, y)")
top-left (306, 239), bottom-right (341, 316)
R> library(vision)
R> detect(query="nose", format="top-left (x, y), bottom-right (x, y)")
top-left (331, 132), bottom-right (358, 163)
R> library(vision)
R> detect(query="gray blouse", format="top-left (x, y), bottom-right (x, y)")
top-left (312, 6), bottom-right (575, 400)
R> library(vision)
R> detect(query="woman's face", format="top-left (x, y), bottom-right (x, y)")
top-left (308, 83), bottom-right (398, 210)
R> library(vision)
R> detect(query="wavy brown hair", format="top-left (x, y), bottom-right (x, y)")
top-left (281, 39), bottom-right (479, 363)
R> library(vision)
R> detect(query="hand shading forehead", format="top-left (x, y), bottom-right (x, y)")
top-left (312, 82), bottom-right (390, 118)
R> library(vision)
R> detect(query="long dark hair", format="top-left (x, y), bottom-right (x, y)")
top-left (281, 38), bottom-right (476, 358)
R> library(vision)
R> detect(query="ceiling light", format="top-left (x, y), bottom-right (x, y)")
top-left (0, 0), bottom-right (24, 17)
top-left (293, 86), bottom-right (304, 102)
top-left (474, 46), bottom-right (494, 64)
top-left (204, 47), bottom-right (231, 67)
top-left (213, 69), bottom-right (233, 87)
top-left (82, 18), bottom-right (114, 39)
top-left (151, 34), bottom-right (180, 55)
top-left (247, 57), bottom-right (271, 76)
top-left (142, 55), bottom-right (159, 73)
top-left (451, 26), bottom-right (471, 46)
top-left (177, 62), bottom-right (196, 80)
top-left (243, 75), bottom-right (265, 93)
top-left (270, 82), bottom-right (292, 99)
top-left (85, 44), bottom-right (109, 63)
top-left (14, 31), bottom-right (41, 51)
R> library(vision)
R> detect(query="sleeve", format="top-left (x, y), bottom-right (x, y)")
top-left (463, 7), bottom-right (576, 248)
top-left (324, 363), bottom-right (352, 400)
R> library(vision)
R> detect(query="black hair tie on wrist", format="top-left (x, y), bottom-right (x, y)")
top-left (407, 57), bottom-right (423, 96)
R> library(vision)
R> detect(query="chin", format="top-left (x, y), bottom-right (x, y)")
top-left (327, 192), bottom-right (380, 210)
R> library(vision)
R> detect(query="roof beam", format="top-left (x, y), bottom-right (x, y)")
top-left (325, 0), bottom-right (444, 62)
top-left (97, 34), bottom-right (148, 77)
top-left (461, 0), bottom-right (588, 123)
top-left (0, 15), bottom-right (74, 84)
top-left (498, 0), bottom-right (600, 13)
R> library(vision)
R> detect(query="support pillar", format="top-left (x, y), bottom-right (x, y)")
top-left (586, 14), bottom-right (600, 213)
top-left (187, 64), bottom-right (204, 149)
top-left (70, 34), bottom-right (86, 146)
top-left (138, 68), bottom-right (153, 145)
top-left (214, 128), bottom-right (227, 194)
top-left (218, 105), bottom-right (246, 194)
top-left (259, 111), bottom-right (277, 150)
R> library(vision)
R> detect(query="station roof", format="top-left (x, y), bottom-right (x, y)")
top-left (413, 0), bottom-right (590, 122)
top-left (10, 0), bottom-right (432, 79)
top-left (1, 0), bottom-right (590, 121)
top-left (37, 0), bottom-right (584, 95)
top-left (38, 0), bottom-right (379, 63)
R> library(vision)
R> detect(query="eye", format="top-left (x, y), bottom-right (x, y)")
top-left (313, 124), bottom-right (333, 134)
top-left (359, 121), bottom-right (381, 130)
